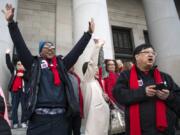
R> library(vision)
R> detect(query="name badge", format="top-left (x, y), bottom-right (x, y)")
top-left (41, 60), bottom-right (48, 69)
top-left (138, 79), bottom-right (143, 86)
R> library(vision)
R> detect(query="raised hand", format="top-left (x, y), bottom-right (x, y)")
top-left (2, 4), bottom-right (15, 23)
top-left (93, 38), bottom-right (105, 48)
top-left (5, 49), bottom-right (11, 54)
top-left (88, 18), bottom-right (95, 34)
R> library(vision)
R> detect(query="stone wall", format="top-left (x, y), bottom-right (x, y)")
top-left (16, 0), bottom-right (147, 56)
top-left (16, 0), bottom-right (73, 56)
top-left (107, 0), bottom-right (147, 47)
top-left (55, 0), bottom-right (73, 56)
top-left (17, 0), bottom-right (56, 55)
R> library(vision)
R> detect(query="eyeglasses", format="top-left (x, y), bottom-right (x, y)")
top-left (43, 43), bottom-right (55, 50)
top-left (17, 63), bottom-right (22, 65)
top-left (44, 46), bottom-right (55, 49)
top-left (107, 63), bottom-right (115, 66)
top-left (139, 51), bottom-right (157, 56)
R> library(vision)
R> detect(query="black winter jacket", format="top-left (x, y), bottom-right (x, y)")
top-left (0, 95), bottom-right (5, 114)
top-left (113, 67), bottom-right (180, 135)
top-left (5, 53), bottom-right (27, 92)
top-left (8, 21), bottom-right (92, 120)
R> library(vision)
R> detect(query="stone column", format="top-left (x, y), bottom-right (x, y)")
top-left (56, 0), bottom-right (73, 56)
top-left (143, 0), bottom-right (180, 85)
top-left (0, 0), bottom-right (18, 105)
top-left (72, 0), bottom-right (114, 78)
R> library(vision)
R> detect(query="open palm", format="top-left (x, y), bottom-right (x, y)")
top-left (88, 18), bottom-right (95, 34)
top-left (2, 4), bottom-right (14, 22)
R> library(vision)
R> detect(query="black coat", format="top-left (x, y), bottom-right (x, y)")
top-left (0, 95), bottom-right (5, 114)
top-left (113, 67), bottom-right (180, 135)
top-left (24, 56), bottom-right (81, 120)
top-left (5, 53), bottom-right (27, 92)
top-left (8, 21), bottom-right (92, 120)
top-left (0, 117), bottom-right (11, 135)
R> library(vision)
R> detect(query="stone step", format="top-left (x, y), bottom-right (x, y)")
top-left (11, 128), bottom-right (26, 135)
top-left (11, 129), bottom-right (180, 135)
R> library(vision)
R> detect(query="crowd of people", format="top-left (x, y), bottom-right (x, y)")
top-left (1, 3), bottom-right (180, 135)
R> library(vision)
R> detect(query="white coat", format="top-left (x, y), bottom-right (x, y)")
top-left (81, 44), bottom-right (110, 135)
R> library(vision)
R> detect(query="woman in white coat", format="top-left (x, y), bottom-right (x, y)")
top-left (81, 39), bottom-right (110, 135)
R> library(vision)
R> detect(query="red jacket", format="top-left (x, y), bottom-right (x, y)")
top-left (104, 71), bottom-right (118, 102)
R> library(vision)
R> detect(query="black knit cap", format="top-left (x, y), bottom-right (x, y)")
top-left (39, 41), bottom-right (54, 53)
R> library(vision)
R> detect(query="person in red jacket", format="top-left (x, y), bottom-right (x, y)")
top-left (104, 59), bottom-right (118, 102)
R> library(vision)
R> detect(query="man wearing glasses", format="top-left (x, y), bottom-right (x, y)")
top-left (3, 3), bottom-right (94, 135)
top-left (113, 44), bottom-right (180, 135)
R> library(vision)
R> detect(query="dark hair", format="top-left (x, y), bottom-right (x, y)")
top-left (122, 61), bottom-right (133, 71)
top-left (82, 62), bottom-right (89, 74)
top-left (104, 59), bottom-right (117, 72)
top-left (133, 43), bottom-right (154, 62)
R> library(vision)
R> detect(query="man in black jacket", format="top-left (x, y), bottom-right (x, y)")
top-left (3, 3), bottom-right (94, 135)
top-left (113, 43), bottom-right (180, 135)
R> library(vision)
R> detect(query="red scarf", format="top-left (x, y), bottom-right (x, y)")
top-left (48, 57), bottom-right (61, 86)
top-left (12, 70), bottom-right (24, 92)
top-left (129, 65), bottom-right (167, 135)
top-left (70, 71), bottom-right (84, 118)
